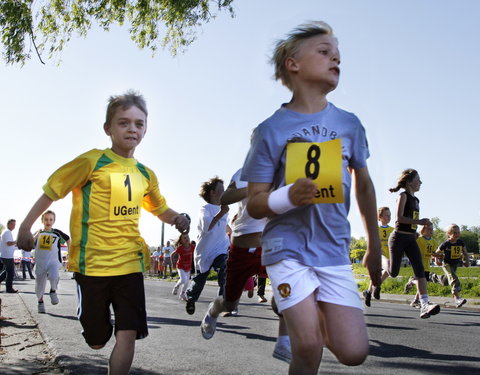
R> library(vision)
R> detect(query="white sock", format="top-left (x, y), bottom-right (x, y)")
top-left (420, 295), bottom-right (429, 304)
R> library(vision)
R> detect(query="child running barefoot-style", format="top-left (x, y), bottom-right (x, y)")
top-left (17, 90), bottom-right (190, 375)
top-left (363, 207), bottom-right (393, 307)
top-left (435, 224), bottom-right (469, 308)
top-left (242, 21), bottom-right (382, 374)
top-left (33, 210), bottom-right (70, 314)
top-left (388, 169), bottom-right (440, 319)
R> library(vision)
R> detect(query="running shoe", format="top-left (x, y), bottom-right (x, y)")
top-left (455, 298), bottom-right (467, 308)
top-left (420, 302), bottom-right (440, 319)
top-left (410, 299), bottom-right (421, 309)
top-left (38, 302), bottom-right (46, 313)
top-left (50, 291), bottom-right (59, 305)
top-left (272, 344), bottom-right (292, 364)
top-left (362, 290), bottom-right (372, 307)
top-left (258, 296), bottom-right (268, 303)
top-left (172, 285), bottom-right (179, 295)
top-left (404, 276), bottom-right (415, 293)
top-left (186, 300), bottom-right (195, 315)
top-left (200, 303), bottom-right (217, 340)
top-left (247, 289), bottom-right (254, 298)
top-left (373, 286), bottom-right (381, 300)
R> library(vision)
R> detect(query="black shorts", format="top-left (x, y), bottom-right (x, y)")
top-left (75, 272), bottom-right (148, 346)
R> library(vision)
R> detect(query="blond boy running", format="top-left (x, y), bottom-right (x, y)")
top-left (242, 22), bottom-right (381, 374)
top-left (17, 91), bottom-right (189, 375)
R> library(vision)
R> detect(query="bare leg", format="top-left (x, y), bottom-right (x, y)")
top-left (108, 330), bottom-right (137, 375)
top-left (282, 294), bottom-right (324, 375)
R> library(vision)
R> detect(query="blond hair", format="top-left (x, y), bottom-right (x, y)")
top-left (445, 224), bottom-right (460, 236)
top-left (271, 21), bottom-right (335, 91)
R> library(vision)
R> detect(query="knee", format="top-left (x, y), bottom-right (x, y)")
top-left (335, 346), bottom-right (369, 366)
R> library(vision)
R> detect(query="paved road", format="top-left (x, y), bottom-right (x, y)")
top-left (10, 273), bottom-right (480, 374)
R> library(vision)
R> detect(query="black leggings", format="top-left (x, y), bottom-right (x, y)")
top-left (388, 231), bottom-right (425, 278)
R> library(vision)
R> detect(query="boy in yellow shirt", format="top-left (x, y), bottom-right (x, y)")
top-left (17, 90), bottom-right (189, 375)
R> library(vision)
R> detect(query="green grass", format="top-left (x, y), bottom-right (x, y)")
top-left (354, 264), bottom-right (480, 298)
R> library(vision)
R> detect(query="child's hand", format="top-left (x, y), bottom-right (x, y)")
top-left (289, 178), bottom-right (317, 206)
top-left (419, 218), bottom-right (431, 225)
top-left (173, 215), bottom-right (190, 233)
top-left (17, 226), bottom-right (34, 250)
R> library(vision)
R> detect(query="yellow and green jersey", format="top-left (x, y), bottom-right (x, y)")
top-left (379, 225), bottom-right (393, 258)
top-left (416, 236), bottom-right (438, 271)
top-left (43, 148), bottom-right (169, 276)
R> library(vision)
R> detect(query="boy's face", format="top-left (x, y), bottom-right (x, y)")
top-left (379, 209), bottom-right (391, 225)
top-left (104, 105), bottom-right (147, 158)
top-left (42, 214), bottom-right (55, 230)
top-left (288, 34), bottom-right (340, 92)
top-left (209, 182), bottom-right (225, 205)
top-left (449, 227), bottom-right (460, 241)
top-left (422, 224), bottom-right (433, 237)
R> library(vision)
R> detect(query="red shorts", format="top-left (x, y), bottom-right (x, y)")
top-left (224, 244), bottom-right (263, 303)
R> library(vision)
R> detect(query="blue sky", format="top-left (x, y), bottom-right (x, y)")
top-left (1, 0), bottom-right (479, 246)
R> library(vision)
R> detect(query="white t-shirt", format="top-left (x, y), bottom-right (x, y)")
top-left (230, 168), bottom-right (267, 237)
top-left (194, 203), bottom-right (229, 273)
top-left (0, 230), bottom-right (15, 259)
top-left (22, 250), bottom-right (33, 262)
top-left (162, 246), bottom-right (174, 258)
top-left (152, 250), bottom-right (161, 259)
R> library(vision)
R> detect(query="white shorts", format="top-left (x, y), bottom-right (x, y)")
top-left (381, 255), bottom-right (390, 271)
top-left (266, 259), bottom-right (362, 313)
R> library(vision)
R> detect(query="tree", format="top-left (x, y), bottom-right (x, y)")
top-left (460, 228), bottom-right (479, 253)
top-left (350, 248), bottom-right (366, 262)
top-left (0, 0), bottom-right (234, 65)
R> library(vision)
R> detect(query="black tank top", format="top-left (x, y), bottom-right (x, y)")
top-left (395, 192), bottom-right (419, 233)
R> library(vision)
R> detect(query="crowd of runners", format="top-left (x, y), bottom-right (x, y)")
top-left (0, 20), bottom-right (471, 375)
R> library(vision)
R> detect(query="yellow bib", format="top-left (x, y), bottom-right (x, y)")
top-left (285, 139), bottom-right (344, 204)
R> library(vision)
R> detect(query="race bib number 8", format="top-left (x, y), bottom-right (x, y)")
top-left (110, 173), bottom-right (144, 220)
top-left (285, 139), bottom-right (344, 204)
top-left (39, 235), bottom-right (54, 251)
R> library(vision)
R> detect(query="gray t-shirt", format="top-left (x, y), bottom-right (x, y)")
top-left (241, 103), bottom-right (369, 268)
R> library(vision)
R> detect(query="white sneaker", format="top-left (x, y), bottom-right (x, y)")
top-left (455, 298), bottom-right (467, 308)
top-left (38, 302), bottom-right (46, 313)
top-left (200, 303), bottom-right (217, 340)
top-left (420, 302), bottom-right (440, 319)
top-left (172, 285), bottom-right (179, 295)
top-left (273, 344), bottom-right (292, 364)
top-left (50, 291), bottom-right (59, 305)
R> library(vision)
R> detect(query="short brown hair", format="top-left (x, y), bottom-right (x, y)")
top-left (41, 210), bottom-right (56, 221)
top-left (105, 90), bottom-right (148, 126)
top-left (199, 176), bottom-right (223, 203)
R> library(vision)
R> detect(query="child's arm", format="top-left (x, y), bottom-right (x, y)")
top-left (17, 194), bottom-right (54, 250)
top-left (396, 194), bottom-right (430, 226)
top-left (462, 245), bottom-right (470, 267)
top-left (352, 167), bottom-right (382, 286)
top-left (158, 208), bottom-right (190, 233)
top-left (221, 181), bottom-right (247, 205)
top-left (208, 205), bottom-right (229, 231)
top-left (246, 178), bottom-right (317, 219)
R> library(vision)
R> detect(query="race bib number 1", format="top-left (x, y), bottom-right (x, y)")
top-left (110, 173), bottom-right (144, 220)
top-left (285, 139), bottom-right (344, 204)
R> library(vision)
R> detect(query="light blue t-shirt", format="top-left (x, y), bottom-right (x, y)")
top-left (241, 103), bottom-right (369, 267)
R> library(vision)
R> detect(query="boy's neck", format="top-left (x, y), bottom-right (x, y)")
top-left (111, 145), bottom-right (135, 159)
top-left (286, 92), bottom-right (328, 114)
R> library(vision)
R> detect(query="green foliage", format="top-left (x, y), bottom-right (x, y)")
top-left (460, 229), bottom-right (479, 253)
top-left (350, 248), bottom-right (366, 262)
top-left (0, 0), bottom-right (235, 64)
top-left (354, 264), bottom-right (480, 298)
